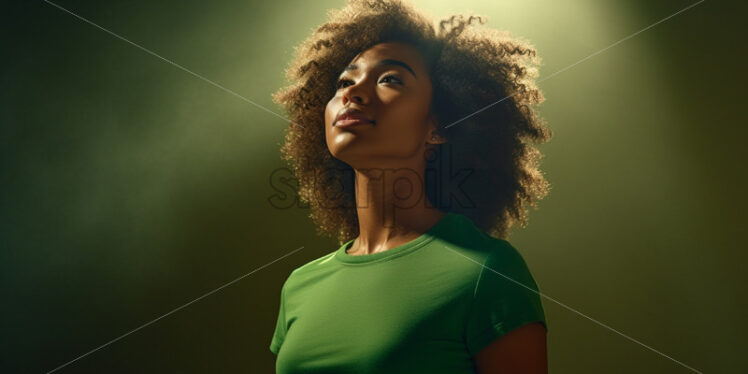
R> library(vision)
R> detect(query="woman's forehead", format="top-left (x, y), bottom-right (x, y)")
top-left (347, 42), bottom-right (428, 75)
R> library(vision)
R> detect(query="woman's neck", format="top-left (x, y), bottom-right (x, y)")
top-left (348, 166), bottom-right (444, 255)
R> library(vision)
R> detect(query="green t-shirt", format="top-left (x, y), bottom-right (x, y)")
top-left (270, 212), bottom-right (547, 373)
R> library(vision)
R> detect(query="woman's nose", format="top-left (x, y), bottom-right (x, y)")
top-left (342, 83), bottom-right (369, 105)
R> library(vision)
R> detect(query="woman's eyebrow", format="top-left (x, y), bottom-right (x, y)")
top-left (343, 59), bottom-right (417, 79)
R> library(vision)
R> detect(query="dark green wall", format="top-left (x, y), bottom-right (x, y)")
top-left (2, 0), bottom-right (745, 372)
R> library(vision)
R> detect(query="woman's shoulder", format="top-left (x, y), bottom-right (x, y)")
top-left (291, 249), bottom-right (338, 275)
top-left (278, 246), bottom-right (341, 294)
top-left (447, 212), bottom-right (521, 257)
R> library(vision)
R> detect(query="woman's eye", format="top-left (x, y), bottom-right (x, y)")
top-left (336, 79), bottom-right (353, 89)
top-left (380, 75), bottom-right (402, 84)
top-left (335, 75), bottom-right (402, 90)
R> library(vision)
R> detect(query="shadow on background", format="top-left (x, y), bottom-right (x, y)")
top-left (1, 0), bottom-right (745, 373)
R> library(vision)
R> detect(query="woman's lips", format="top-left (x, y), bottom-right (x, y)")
top-left (334, 118), bottom-right (374, 128)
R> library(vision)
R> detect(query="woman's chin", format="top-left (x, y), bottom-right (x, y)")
top-left (329, 149), bottom-right (374, 169)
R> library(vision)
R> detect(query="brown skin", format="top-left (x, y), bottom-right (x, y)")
top-left (473, 322), bottom-right (548, 373)
top-left (324, 41), bottom-right (447, 255)
top-left (324, 41), bottom-right (548, 373)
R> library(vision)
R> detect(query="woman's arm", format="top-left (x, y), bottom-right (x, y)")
top-left (473, 322), bottom-right (548, 374)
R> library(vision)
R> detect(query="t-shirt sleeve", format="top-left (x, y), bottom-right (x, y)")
top-left (464, 244), bottom-right (547, 356)
top-left (269, 280), bottom-right (287, 355)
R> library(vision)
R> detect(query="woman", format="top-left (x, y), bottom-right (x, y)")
top-left (269, 0), bottom-right (552, 372)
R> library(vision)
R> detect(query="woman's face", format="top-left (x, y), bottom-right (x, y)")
top-left (325, 42), bottom-right (441, 170)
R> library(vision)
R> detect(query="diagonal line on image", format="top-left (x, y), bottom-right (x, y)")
top-left (46, 246), bottom-right (304, 373)
top-left (43, 0), bottom-right (303, 128)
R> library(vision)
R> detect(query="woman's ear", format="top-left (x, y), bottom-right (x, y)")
top-left (428, 131), bottom-right (448, 144)
top-left (426, 113), bottom-right (448, 144)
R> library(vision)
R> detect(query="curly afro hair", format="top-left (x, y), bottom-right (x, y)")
top-left (272, 0), bottom-right (552, 243)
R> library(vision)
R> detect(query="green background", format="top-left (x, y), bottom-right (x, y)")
top-left (2, 0), bottom-right (746, 372)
